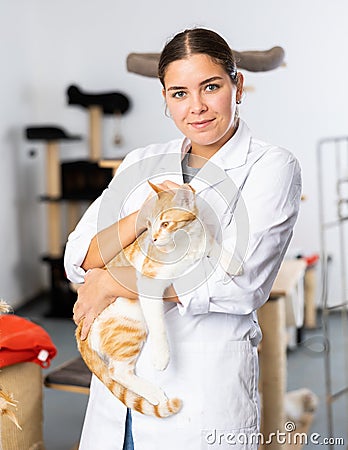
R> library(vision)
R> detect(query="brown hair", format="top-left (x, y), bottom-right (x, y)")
top-left (158, 28), bottom-right (238, 87)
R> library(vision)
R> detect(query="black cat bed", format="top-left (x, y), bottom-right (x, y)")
top-left (67, 85), bottom-right (131, 115)
top-left (127, 46), bottom-right (285, 77)
top-left (25, 126), bottom-right (82, 142)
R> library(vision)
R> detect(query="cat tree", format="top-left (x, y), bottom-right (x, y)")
top-left (25, 126), bottom-right (82, 258)
top-left (67, 85), bottom-right (130, 161)
top-left (25, 86), bottom-right (130, 316)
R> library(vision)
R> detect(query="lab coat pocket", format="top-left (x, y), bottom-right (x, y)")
top-left (199, 339), bottom-right (259, 432)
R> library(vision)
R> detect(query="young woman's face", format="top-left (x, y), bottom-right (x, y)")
top-left (163, 54), bottom-right (243, 153)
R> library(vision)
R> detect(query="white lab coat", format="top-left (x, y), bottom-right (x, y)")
top-left (64, 120), bottom-right (302, 450)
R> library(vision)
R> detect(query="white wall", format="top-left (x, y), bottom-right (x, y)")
top-left (1, 0), bottom-right (347, 307)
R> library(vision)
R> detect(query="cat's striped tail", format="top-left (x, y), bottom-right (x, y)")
top-left (111, 383), bottom-right (182, 418)
top-left (76, 324), bottom-right (182, 418)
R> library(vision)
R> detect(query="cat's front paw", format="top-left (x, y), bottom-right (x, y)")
top-left (152, 350), bottom-right (170, 371)
top-left (151, 342), bottom-right (170, 371)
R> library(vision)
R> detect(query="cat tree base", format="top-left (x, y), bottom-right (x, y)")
top-left (258, 259), bottom-right (307, 450)
top-left (0, 362), bottom-right (44, 450)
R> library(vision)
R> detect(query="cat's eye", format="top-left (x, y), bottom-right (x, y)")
top-left (161, 221), bottom-right (169, 228)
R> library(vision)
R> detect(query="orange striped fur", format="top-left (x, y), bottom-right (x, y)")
top-left (76, 320), bottom-right (182, 418)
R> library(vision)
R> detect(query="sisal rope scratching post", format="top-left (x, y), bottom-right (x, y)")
top-left (304, 267), bottom-right (317, 329)
top-left (46, 141), bottom-right (61, 257)
top-left (89, 105), bottom-right (102, 162)
top-left (258, 297), bottom-right (287, 450)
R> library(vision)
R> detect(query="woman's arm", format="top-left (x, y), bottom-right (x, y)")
top-left (81, 209), bottom-right (144, 271)
top-left (74, 265), bottom-right (180, 340)
top-left (73, 266), bottom-right (137, 340)
top-left (173, 151), bottom-right (302, 317)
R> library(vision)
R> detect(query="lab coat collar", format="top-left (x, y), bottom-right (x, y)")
top-left (181, 119), bottom-right (251, 170)
top-left (179, 119), bottom-right (251, 194)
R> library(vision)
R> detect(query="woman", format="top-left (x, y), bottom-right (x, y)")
top-left (64, 28), bottom-right (302, 450)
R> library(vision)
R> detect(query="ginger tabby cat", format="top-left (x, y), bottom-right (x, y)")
top-left (76, 182), bottom-right (239, 418)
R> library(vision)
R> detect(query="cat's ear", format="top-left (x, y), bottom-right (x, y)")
top-left (173, 184), bottom-right (195, 210)
top-left (148, 180), bottom-right (166, 195)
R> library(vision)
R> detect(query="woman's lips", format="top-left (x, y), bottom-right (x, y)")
top-left (189, 118), bottom-right (215, 129)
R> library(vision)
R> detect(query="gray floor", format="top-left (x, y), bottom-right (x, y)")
top-left (287, 313), bottom-right (348, 448)
top-left (16, 299), bottom-right (348, 450)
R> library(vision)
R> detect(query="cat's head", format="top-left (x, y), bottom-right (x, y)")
top-left (145, 182), bottom-right (198, 248)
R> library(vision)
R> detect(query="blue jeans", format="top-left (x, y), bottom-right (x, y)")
top-left (122, 409), bottom-right (134, 450)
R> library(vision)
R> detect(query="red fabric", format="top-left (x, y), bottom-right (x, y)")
top-left (0, 315), bottom-right (57, 368)
top-left (303, 254), bottom-right (320, 267)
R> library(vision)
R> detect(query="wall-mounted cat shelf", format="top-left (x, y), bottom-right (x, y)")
top-left (126, 46), bottom-right (285, 78)
top-left (25, 85), bottom-right (132, 317)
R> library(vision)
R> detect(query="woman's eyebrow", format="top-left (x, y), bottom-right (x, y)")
top-left (199, 76), bottom-right (223, 86)
top-left (167, 76), bottom-right (223, 91)
top-left (167, 85), bottom-right (187, 92)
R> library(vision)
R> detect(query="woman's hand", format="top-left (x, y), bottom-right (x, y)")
top-left (73, 268), bottom-right (119, 340)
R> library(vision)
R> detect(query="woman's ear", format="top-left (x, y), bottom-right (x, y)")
top-left (162, 89), bottom-right (171, 117)
top-left (236, 72), bottom-right (244, 104)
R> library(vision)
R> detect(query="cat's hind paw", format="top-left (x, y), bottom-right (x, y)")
top-left (142, 386), bottom-right (168, 406)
